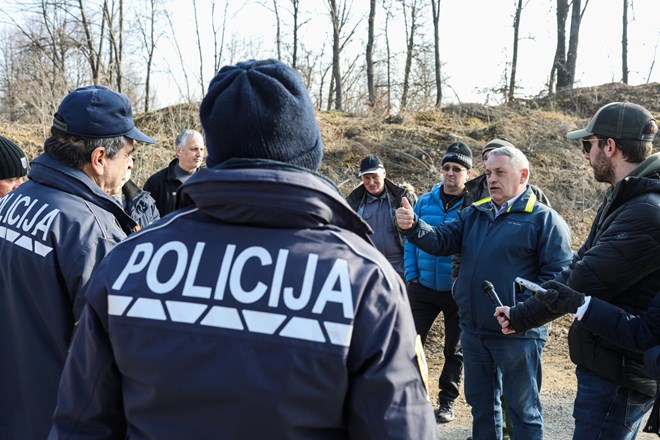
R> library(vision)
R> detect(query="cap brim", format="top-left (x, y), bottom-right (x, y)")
top-left (566, 128), bottom-right (592, 140)
top-left (359, 167), bottom-right (383, 176)
top-left (126, 127), bottom-right (156, 144)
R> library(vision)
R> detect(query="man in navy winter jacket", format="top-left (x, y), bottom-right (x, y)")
top-left (0, 85), bottom-right (155, 440)
top-left (49, 59), bottom-right (436, 440)
top-left (396, 145), bottom-right (573, 440)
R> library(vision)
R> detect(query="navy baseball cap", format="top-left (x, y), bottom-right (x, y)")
top-left (53, 85), bottom-right (156, 144)
top-left (359, 155), bottom-right (384, 176)
top-left (566, 101), bottom-right (655, 142)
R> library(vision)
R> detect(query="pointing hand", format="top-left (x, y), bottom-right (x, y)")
top-left (396, 197), bottom-right (415, 230)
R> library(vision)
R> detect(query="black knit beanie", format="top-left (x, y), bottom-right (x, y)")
top-left (442, 141), bottom-right (473, 169)
top-left (200, 59), bottom-right (323, 171)
top-left (0, 136), bottom-right (28, 180)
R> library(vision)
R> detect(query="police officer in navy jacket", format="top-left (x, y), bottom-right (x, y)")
top-left (49, 59), bottom-right (436, 440)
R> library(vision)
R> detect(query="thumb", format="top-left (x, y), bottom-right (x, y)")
top-left (401, 196), bottom-right (412, 209)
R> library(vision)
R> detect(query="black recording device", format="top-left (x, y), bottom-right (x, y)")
top-left (481, 280), bottom-right (509, 323)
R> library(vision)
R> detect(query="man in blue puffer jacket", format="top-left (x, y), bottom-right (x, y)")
top-left (404, 141), bottom-right (472, 423)
top-left (49, 59), bottom-right (436, 440)
top-left (397, 145), bottom-right (573, 440)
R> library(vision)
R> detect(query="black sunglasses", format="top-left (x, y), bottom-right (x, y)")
top-left (581, 138), bottom-right (607, 154)
top-left (442, 165), bottom-right (466, 173)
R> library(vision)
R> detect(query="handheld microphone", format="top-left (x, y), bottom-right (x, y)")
top-left (481, 280), bottom-right (504, 307)
top-left (481, 280), bottom-right (509, 323)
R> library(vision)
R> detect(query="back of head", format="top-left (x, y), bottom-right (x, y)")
top-left (200, 59), bottom-right (323, 171)
top-left (46, 85), bottom-right (155, 169)
top-left (0, 136), bottom-right (28, 180)
top-left (482, 138), bottom-right (514, 158)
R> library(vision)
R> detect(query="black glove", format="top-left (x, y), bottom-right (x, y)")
top-left (537, 280), bottom-right (586, 314)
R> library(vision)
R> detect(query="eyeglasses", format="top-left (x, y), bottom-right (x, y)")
top-left (442, 165), bottom-right (466, 173)
top-left (581, 138), bottom-right (607, 154)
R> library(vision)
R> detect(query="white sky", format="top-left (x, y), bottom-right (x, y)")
top-left (151, 0), bottom-right (659, 108)
top-left (2, 0), bottom-right (656, 108)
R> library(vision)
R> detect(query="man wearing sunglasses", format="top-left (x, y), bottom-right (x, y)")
top-left (403, 141), bottom-right (472, 423)
top-left (558, 101), bottom-right (660, 439)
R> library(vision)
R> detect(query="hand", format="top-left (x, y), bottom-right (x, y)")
top-left (494, 306), bottom-right (516, 334)
top-left (396, 197), bottom-right (415, 230)
top-left (537, 280), bottom-right (586, 314)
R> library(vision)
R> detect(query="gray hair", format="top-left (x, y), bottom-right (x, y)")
top-left (44, 127), bottom-right (128, 169)
top-left (488, 145), bottom-right (530, 173)
top-left (175, 129), bottom-right (203, 149)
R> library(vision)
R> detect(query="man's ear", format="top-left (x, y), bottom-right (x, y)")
top-left (88, 146), bottom-right (107, 176)
top-left (603, 138), bottom-right (617, 158)
top-left (520, 168), bottom-right (529, 183)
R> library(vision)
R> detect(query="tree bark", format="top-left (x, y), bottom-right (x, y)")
top-left (430, 0), bottom-right (442, 108)
top-left (621, 0), bottom-right (628, 83)
top-left (366, 0), bottom-right (376, 108)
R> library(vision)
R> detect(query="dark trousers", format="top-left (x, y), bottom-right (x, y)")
top-left (407, 281), bottom-right (463, 402)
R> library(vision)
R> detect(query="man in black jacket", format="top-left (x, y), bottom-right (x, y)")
top-left (494, 102), bottom-right (660, 439)
top-left (346, 155), bottom-right (415, 278)
top-left (143, 129), bottom-right (205, 215)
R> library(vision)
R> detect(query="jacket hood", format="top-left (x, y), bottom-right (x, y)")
top-left (177, 159), bottom-right (373, 243)
top-left (29, 153), bottom-right (137, 234)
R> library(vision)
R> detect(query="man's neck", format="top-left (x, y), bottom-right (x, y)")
top-left (443, 185), bottom-right (465, 196)
top-left (612, 160), bottom-right (640, 185)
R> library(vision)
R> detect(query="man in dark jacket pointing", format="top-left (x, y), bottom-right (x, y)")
top-left (50, 59), bottom-right (436, 440)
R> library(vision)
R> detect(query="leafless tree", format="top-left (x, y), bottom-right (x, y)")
top-left (400, 0), bottom-right (421, 111)
top-left (430, 0), bottom-right (442, 108)
top-left (621, 0), bottom-right (628, 83)
top-left (135, 0), bottom-right (164, 112)
top-left (552, 0), bottom-right (590, 91)
top-left (507, 0), bottom-right (527, 103)
top-left (366, 0), bottom-right (376, 108)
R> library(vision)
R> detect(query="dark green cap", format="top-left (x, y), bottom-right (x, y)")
top-left (566, 101), bottom-right (655, 141)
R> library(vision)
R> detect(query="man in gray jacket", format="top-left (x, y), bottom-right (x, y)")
top-left (0, 85), bottom-right (155, 440)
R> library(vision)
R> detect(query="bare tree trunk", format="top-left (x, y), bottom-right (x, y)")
top-left (400, 0), bottom-right (418, 111)
top-left (507, 0), bottom-right (523, 103)
top-left (621, 0), bottom-right (628, 83)
top-left (192, 0), bottom-right (205, 97)
top-left (211, 0), bottom-right (229, 73)
top-left (77, 0), bottom-right (99, 83)
top-left (384, 1), bottom-right (392, 114)
top-left (550, 0), bottom-right (568, 94)
top-left (430, 0), bottom-right (442, 108)
top-left (273, 0), bottom-right (281, 60)
top-left (366, 0), bottom-right (376, 108)
top-left (328, 0), bottom-right (343, 111)
top-left (291, 0), bottom-right (300, 69)
top-left (564, 0), bottom-right (590, 90)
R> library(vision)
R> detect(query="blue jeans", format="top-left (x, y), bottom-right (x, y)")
top-left (461, 330), bottom-right (545, 440)
top-left (573, 366), bottom-right (654, 440)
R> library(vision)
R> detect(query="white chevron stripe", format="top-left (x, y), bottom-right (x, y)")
top-left (279, 317), bottom-right (326, 342)
top-left (127, 298), bottom-right (167, 320)
top-left (201, 306), bottom-right (244, 330)
top-left (166, 300), bottom-right (208, 323)
top-left (243, 310), bottom-right (286, 334)
top-left (324, 322), bottom-right (353, 347)
top-left (108, 295), bottom-right (134, 316)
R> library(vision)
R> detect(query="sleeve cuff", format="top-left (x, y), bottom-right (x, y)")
top-left (574, 296), bottom-right (592, 320)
